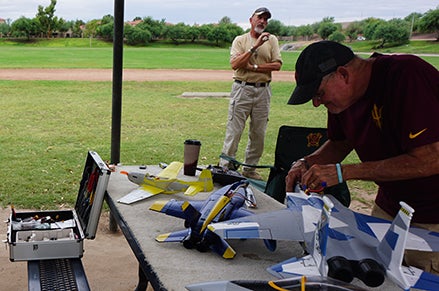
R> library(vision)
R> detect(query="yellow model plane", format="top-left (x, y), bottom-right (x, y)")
top-left (117, 161), bottom-right (214, 204)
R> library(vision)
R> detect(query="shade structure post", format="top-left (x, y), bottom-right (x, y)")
top-left (111, 0), bottom-right (125, 165)
top-left (110, 0), bottom-right (125, 233)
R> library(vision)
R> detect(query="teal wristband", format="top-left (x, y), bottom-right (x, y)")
top-left (336, 163), bottom-right (343, 183)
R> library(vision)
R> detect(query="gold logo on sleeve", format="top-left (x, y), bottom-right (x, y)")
top-left (371, 104), bottom-right (383, 129)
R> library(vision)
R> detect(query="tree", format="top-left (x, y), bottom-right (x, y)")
top-left (57, 18), bottom-right (69, 37)
top-left (11, 17), bottom-right (38, 39)
top-left (72, 20), bottom-right (85, 38)
top-left (186, 25), bottom-right (200, 42)
top-left (101, 14), bottom-right (114, 25)
top-left (404, 12), bottom-right (424, 35)
top-left (363, 18), bottom-right (386, 40)
top-left (418, 7), bottom-right (439, 41)
top-left (328, 31), bottom-right (346, 42)
top-left (36, 0), bottom-right (59, 38)
top-left (218, 16), bottom-right (232, 25)
top-left (83, 19), bottom-right (100, 38)
top-left (281, 25), bottom-right (296, 38)
top-left (137, 17), bottom-right (166, 40)
top-left (265, 19), bottom-right (283, 36)
top-left (0, 22), bottom-right (10, 37)
top-left (97, 22), bottom-right (113, 40)
top-left (124, 24), bottom-right (152, 45)
top-left (345, 21), bottom-right (363, 42)
top-left (207, 24), bottom-right (230, 46)
top-left (164, 23), bottom-right (189, 44)
top-left (373, 19), bottom-right (410, 48)
top-left (223, 23), bottom-right (244, 41)
top-left (198, 24), bottom-right (214, 40)
top-left (317, 22), bottom-right (338, 40)
top-left (297, 25), bottom-right (313, 40)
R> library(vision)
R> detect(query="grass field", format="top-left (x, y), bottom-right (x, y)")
top-left (1, 80), bottom-right (330, 209)
top-left (0, 38), bottom-right (438, 210)
top-left (0, 38), bottom-right (438, 70)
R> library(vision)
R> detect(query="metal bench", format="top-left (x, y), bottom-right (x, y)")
top-left (28, 258), bottom-right (90, 291)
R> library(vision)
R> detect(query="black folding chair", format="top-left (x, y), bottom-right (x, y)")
top-left (264, 125), bottom-right (350, 206)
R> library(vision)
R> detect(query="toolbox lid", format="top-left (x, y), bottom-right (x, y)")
top-left (74, 151), bottom-right (111, 239)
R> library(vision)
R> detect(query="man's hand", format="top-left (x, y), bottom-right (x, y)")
top-left (301, 164), bottom-right (341, 189)
top-left (254, 32), bottom-right (270, 49)
top-left (285, 159), bottom-right (308, 192)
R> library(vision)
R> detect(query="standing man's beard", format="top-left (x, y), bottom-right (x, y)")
top-left (254, 27), bottom-right (265, 34)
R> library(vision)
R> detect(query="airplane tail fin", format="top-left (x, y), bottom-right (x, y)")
top-left (309, 196), bottom-right (334, 276)
top-left (183, 169), bottom-right (214, 196)
top-left (181, 201), bottom-right (202, 228)
top-left (377, 201), bottom-right (414, 290)
top-left (198, 169), bottom-right (214, 192)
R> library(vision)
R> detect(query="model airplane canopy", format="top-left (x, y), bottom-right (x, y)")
top-left (117, 162), bottom-right (214, 204)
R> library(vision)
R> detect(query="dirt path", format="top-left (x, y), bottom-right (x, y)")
top-left (0, 68), bottom-right (293, 82)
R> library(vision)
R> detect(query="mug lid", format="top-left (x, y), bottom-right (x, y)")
top-left (184, 139), bottom-right (201, 145)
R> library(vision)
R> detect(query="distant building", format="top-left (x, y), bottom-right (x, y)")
top-left (126, 19), bottom-right (142, 27)
top-left (0, 18), bottom-right (6, 24)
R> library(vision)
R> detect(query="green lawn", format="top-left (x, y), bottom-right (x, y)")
top-left (0, 38), bottom-right (438, 210)
top-left (0, 38), bottom-right (438, 70)
top-left (0, 80), bottom-right (330, 209)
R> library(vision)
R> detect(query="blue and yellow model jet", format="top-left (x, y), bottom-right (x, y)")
top-left (149, 180), bottom-right (255, 259)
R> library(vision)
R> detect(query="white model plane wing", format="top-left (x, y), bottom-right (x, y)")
top-left (267, 255), bottom-right (321, 278)
top-left (117, 186), bottom-right (164, 204)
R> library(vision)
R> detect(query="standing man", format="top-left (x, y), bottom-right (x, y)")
top-left (285, 40), bottom-right (439, 274)
top-left (219, 7), bottom-right (283, 180)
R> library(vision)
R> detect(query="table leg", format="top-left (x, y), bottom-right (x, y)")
top-left (109, 211), bottom-right (118, 232)
top-left (134, 264), bottom-right (148, 291)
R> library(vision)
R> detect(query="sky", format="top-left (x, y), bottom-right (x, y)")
top-left (0, 0), bottom-right (437, 29)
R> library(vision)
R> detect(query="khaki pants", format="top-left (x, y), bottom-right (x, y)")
top-left (372, 203), bottom-right (439, 275)
top-left (220, 82), bottom-right (271, 171)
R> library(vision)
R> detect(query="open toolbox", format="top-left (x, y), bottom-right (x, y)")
top-left (7, 151), bottom-right (111, 261)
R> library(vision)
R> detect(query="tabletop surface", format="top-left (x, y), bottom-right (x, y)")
top-left (106, 165), bottom-right (400, 291)
top-left (106, 165), bottom-right (303, 289)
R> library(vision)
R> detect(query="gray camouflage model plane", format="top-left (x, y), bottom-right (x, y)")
top-left (208, 190), bottom-right (439, 290)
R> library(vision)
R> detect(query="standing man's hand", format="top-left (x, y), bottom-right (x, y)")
top-left (254, 32), bottom-right (270, 49)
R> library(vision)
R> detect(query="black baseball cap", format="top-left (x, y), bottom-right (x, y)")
top-left (252, 7), bottom-right (271, 19)
top-left (288, 41), bottom-right (354, 105)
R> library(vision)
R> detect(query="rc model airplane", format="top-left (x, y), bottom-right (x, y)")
top-left (117, 161), bottom-right (214, 204)
top-left (149, 180), bottom-right (255, 259)
top-left (208, 189), bottom-right (439, 290)
top-left (185, 276), bottom-right (367, 291)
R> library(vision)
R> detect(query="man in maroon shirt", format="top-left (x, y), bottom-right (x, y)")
top-left (285, 41), bottom-right (439, 274)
